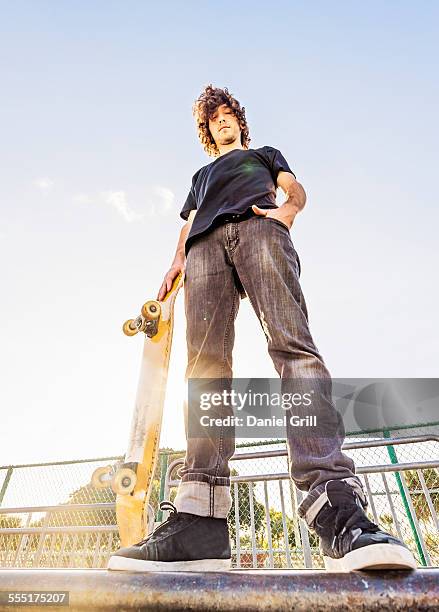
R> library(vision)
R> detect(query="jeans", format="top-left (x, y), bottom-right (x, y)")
top-left (173, 214), bottom-right (364, 528)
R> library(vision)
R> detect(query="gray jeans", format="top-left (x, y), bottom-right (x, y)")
top-left (174, 215), bottom-right (364, 528)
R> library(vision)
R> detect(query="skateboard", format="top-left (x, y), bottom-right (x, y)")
top-left (91, 272), bottom-right (183, 546)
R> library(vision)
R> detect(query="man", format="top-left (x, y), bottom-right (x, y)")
top-left (108, 85), bottom-right (416, 572)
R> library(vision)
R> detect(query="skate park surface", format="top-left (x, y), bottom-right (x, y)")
top-left (0, 567), bottom-right (438, 611)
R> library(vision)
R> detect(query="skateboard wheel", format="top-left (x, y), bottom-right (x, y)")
top-left (141, 301), bottom-right (161, 321)
top-left (91, 465), bottom-right (113, 489)
top-left (123, 319), bottom-right (138, 336)
top-left (112, 467), bottom-right (137, 495)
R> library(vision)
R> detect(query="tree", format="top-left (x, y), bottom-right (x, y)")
top-left (0, 515), bottom-right (22, 554)
top-left (379, 513), bottom-right (395, 531)
top-left (268, 508), bottom-right (297, 549)
top-left (228, 468), bottom-right (265, 545)
top-left (404, 468), bottom-right (439, 521)
top-left (0, 515), bottom-right (21, 529)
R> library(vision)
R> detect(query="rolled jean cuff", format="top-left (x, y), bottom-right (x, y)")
top-left (173, 480), bottom-right (232, 519)
top-left (297, 477), bottom-right (366, 530)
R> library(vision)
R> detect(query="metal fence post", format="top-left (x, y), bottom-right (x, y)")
top-left (384, 429), bottom-right (427, 566)
top-left (0, 467), bottom-right (13, 507)
top-left (156, 452), bottom-right (169, 522)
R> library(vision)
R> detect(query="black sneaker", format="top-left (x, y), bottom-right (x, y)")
top-left (313, 480), bottom-right (417, 572)
top-left (107, 501), bottom-right (232, 572)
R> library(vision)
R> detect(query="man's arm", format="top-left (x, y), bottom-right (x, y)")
top-left (277, 171), bottom-right (307, 216)
top-left (172, 209), bottom-right (197, 266)
top-left (157, 210), bottom-right (197, 300)
top-left (251, 171), bottom-right (306, 229)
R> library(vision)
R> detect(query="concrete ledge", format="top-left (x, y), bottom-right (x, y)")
top-left (0, 568), bottom-right (438, 611)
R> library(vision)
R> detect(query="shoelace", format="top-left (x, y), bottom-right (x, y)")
top-left (159, 500), bottom-right (179, 518)
top-left (133, 501), bottom-right (180, 546)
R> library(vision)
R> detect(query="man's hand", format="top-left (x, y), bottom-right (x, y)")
top-left (251, 204), bottom-right (296, 229)
top-left (252, 173), bottom-right (306, 230)
top-left (157, 261), bottom-right (185, 301)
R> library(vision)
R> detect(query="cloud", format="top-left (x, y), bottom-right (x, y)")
top-left (101, 190), bottom-right (144, 223)
top-left (146, 186), bottom-right (175, 217)
top-left (154, 186), bottom-right (175, 212)
top-left (72, 186), bottom-right (176, 222)
top-left (34, 178), bottom-right (54, 193)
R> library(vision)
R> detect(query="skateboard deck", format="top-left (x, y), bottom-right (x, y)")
top-left (92, 273), bottom-right (183, 547)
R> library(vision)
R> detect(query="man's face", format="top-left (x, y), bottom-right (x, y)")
top-left (208, 103), bottom-right (241, 147)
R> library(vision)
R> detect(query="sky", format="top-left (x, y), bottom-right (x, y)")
top-left (0, 1), bottom-right (438, 467)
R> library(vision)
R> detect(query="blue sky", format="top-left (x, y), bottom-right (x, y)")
top-left (0, 1), bottom-right (437, 465)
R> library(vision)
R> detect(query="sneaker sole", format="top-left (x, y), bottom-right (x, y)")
top-left (107, 555), bottom-right (232, 572)
top-left (324, 543), bottom-right (417, 572)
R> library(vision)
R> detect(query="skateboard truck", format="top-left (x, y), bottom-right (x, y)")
top-left (123, 301), bottom-right (162, 338)
top-left (91, 461), bottom-right (138, 495)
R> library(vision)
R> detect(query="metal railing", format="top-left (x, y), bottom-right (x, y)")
top-left (0, 427), bottom-right (438, 569)
top-left (163, 434), bottom-right (439, 569)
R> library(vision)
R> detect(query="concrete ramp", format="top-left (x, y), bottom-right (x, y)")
top-left (0, 568), bottom-right (438, 611)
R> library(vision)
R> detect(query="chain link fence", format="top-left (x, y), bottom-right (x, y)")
top-left (1, 424), bottom-right (438, 569)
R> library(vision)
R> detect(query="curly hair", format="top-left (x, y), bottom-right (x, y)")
top-left (192, 84), bottom-right (251, 157)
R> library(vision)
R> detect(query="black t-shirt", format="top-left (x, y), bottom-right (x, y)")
top-left (180, 146), bottom-right (295, 256)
